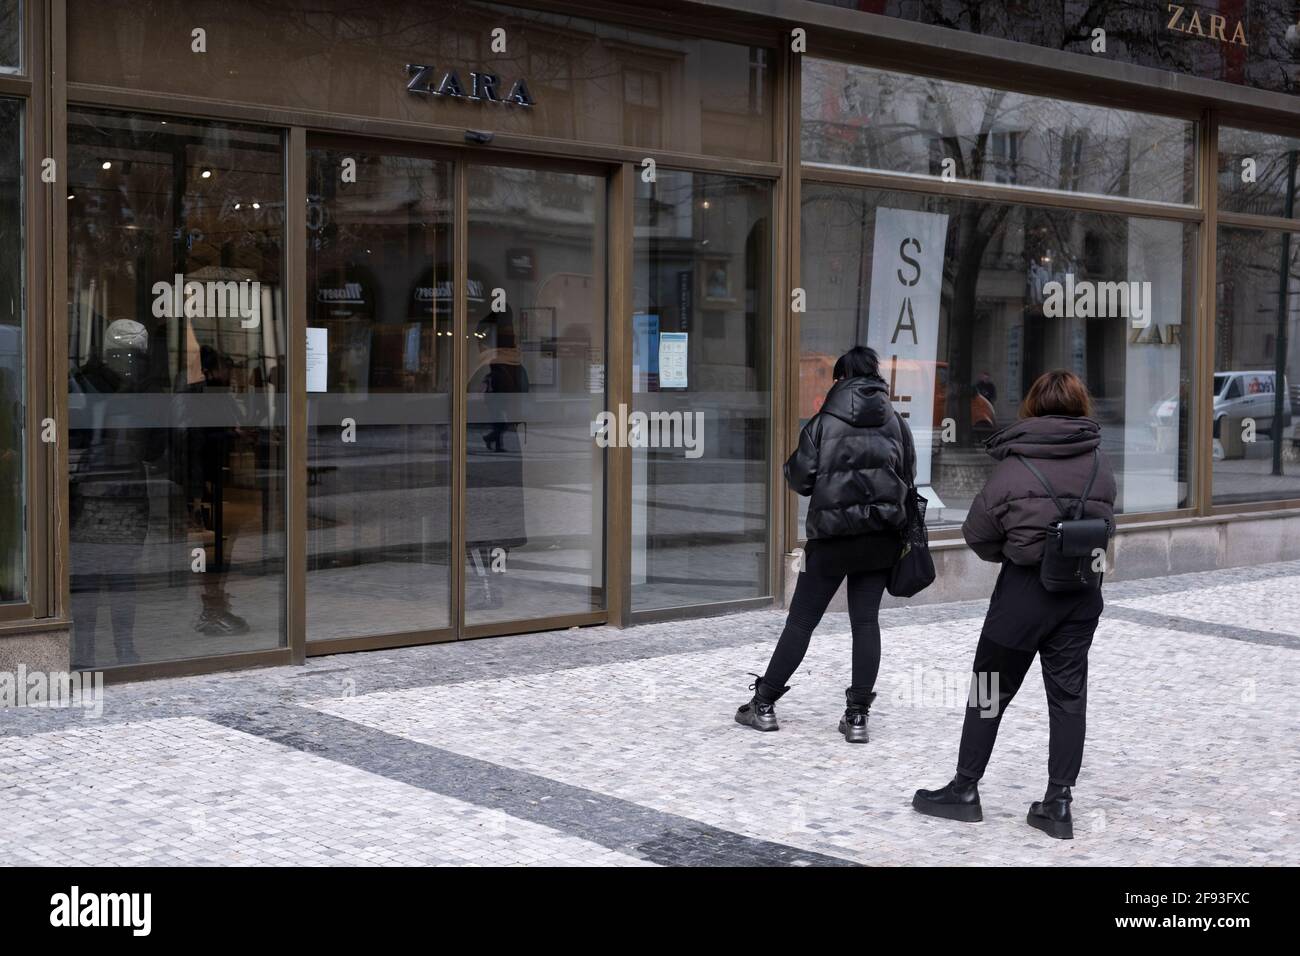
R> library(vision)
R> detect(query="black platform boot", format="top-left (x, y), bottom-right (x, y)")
top-left (912, 775), bottom-right (983, 823)
top-left (734, 675), bottom-right (788, 732)
top-left (839, 688), bottom-right (876, 743)
top-left (1027, 783), bottom-right (1074, 840)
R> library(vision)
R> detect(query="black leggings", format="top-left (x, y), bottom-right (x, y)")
top-left (762, 568), bottom-right (889, 693)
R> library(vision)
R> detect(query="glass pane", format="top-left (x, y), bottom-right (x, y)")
top-left (464, 165), bottom-right (606, 625)
top-left (1213, 227), bottom-right (1300, 505)
top-left (306, 147), bottom-right (453, 641)
top-left (67, 110), bottom-right (286, 668)
top-left (632, 171), bottom-right (772, 611)
top-left (68, 0), bottom-right (774, 162)
top-left (1218, 126), bottom-right (1300, 220)
top-left (801, 59), bottom-right (1195, 205)
top-left (0, 0), bottom-right (19, 74)
top-left (0, 97), bottom-right (24, 602)
top-left (799, 183), bottom-right (1194, 534)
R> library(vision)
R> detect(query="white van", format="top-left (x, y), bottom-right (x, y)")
top-left (1212, 370), bottom-right (1292, 437)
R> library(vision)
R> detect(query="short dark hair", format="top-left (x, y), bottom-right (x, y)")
top-left (1020, 369), bottom-right (1094, 418)
top-left (833, 346), bottom-right (880, 381)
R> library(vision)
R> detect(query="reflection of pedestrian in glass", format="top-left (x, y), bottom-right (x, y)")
top-left (466, 311), bottom-right (529, 610)
top-left (186, 344), bottom-right (250, 638)
top-left (707, 266), bottom-right (729, 299)
top-left (69, 318), bottom-right (153, 665)
top-left (972, 370), bottom-right (998, 437)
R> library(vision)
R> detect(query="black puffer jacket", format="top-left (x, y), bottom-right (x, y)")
top-left (962, 415), bottom-right (1117, 565)
top-left (785, 375), bottom-right (915, 540)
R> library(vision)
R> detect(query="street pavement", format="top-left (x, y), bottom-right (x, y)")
top-left (2, 560), bottom-right (1297, 866)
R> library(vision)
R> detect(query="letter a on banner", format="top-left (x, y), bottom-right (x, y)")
top-left (865, 207), bottom-right (949, 497)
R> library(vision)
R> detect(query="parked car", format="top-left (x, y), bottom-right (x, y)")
top-left (1211, 370), bottom-right (1292, 438)
top-left (1148, 370), bottom-right (1294, 449)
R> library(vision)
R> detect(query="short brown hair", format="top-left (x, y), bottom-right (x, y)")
top-left (1019, 369), bottom-right (1093, 419)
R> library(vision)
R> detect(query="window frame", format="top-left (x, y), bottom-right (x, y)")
top-left (0, 0), bottom-right (54, 628)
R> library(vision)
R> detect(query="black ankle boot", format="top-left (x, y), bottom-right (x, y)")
top-left (838, 688), bottom-right (875, 744)
top-left (912, 776), bottom-right (983, 823)
top-left (735, 675), bottom-right (788, 732)
top-left (1027, 783), bottom-right (1074, 840)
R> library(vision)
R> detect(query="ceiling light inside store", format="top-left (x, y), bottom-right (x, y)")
top-left (201, 169), bottom-right (213, 179)
top-left (101, 161), bottom-right (111, 170)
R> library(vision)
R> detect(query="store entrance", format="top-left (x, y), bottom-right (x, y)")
top-left (304, 138), bottom-right (608, 651)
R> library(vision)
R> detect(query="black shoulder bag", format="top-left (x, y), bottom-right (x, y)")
top-left (1015, 449), bottom-right (1113, 593)
top-left (886, 418), bottom-right (935, 598)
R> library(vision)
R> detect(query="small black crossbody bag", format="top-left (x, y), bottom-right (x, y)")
top-left (1014, 450), bottom-right (1113, 593)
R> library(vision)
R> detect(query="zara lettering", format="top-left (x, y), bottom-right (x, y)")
top-left (405, 64), bottom-right (535, 107)
top-left (1165, 4), bottom-right (1248, 47)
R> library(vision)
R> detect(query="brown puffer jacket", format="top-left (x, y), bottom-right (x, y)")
top-left (962, 415), bottom-right (1117, 565)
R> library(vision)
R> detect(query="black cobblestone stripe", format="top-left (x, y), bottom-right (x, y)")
top-left (209, 705), bottom-right (859, 868)
top-left (1105, 605), bottom-right (1300, 649)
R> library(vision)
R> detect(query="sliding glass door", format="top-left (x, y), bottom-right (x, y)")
top-left (304, 141), bottom-right (607, 646)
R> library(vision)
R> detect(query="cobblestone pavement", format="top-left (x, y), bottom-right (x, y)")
top-left (2, 561), bottom-right (1298, 866)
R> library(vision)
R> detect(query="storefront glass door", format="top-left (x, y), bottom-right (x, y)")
top-left (305, 142), bottom-right (454, 647)
top-left (304, 144), bottom-right (606, 647)
top-left (463, 163), bottom-right (607, 628)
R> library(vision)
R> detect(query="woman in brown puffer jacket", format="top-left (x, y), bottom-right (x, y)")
top-left (912, 369), bottom-right (1116, 840)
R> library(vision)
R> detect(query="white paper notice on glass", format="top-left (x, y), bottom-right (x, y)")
top-left (306, 327), bottom-right (328, 393)
top-left (658, 332), bottom-right (688, 388)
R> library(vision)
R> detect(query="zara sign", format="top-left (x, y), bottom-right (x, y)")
top-left (405, 63), bottom-right (535, 107)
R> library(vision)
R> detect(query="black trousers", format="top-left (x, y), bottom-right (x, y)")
top-left (761, 567), bottom-right (889, 696)
top-left (956, 562), bottom-right (1102, 788)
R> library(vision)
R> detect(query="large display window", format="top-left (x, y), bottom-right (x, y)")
top-left (1213, 227), bottom-right (1300, 505)
top-left (802, 59), bottom-right (1195, 205)
top-left (800, 184), bottom-right (1194, 532)
top-left (0, 0), bottom-right (18, 74)
top-left (632, 171), bottom-right (772, 610)
top-left (67, 110), bottom-right (287, 668)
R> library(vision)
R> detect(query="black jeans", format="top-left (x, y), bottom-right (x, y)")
top-left (762, 567), bottom-right (889, 695)
top-left (956, 562), bottom-right (1102, 788)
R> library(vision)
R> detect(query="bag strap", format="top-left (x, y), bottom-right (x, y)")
top-left (1077, 449), bottom-right (1102, 519)
top-left (1016, 449), bottom-right (1099, 521)
top-left (895, 410), bottom-right (918, 494)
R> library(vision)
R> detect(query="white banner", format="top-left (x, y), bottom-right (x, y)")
top-left (1122, 218), bottom-right (1184, 512)
top-left (866, 207), bottom-right (949, 487)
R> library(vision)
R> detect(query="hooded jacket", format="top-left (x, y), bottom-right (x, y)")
top-left (962, 415), bottom-right (1117, 565)
top-left (785, 375), bottom-right (915, 540)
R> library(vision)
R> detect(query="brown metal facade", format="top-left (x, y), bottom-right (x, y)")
top-left (2, 0), bottom-right (1299, 680)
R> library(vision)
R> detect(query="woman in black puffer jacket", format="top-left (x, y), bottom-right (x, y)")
top-left (912, 369), bottom-right (1116, 840)
top-left (735, 346), bottom-right (914, 743)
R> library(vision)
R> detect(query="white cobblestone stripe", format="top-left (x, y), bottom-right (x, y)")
top-left (308, 617), bottom-right (1299, 866)
top-left (0, 717), bottom-right (650, 867)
